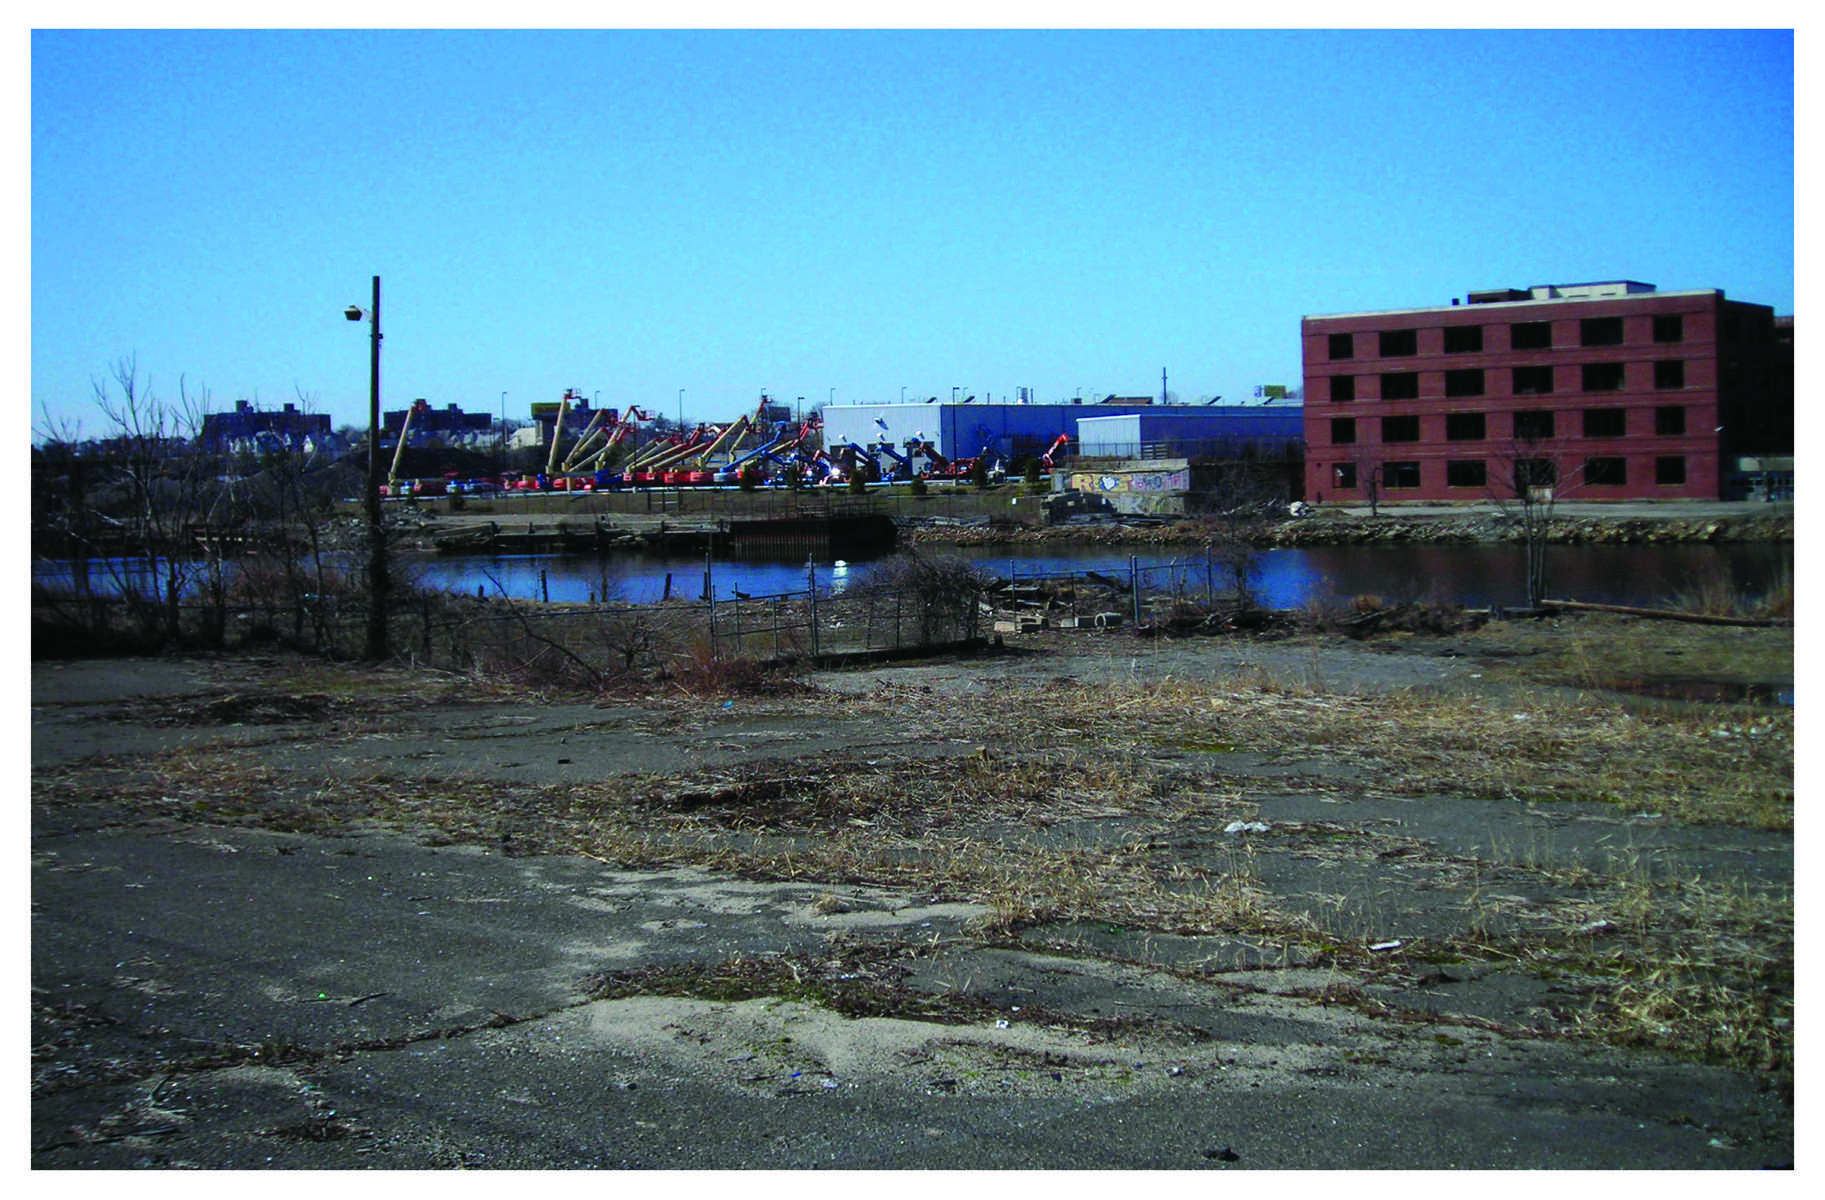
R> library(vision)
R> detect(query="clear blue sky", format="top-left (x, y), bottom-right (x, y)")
top-left (30, 27), bottom-right (1795, 439)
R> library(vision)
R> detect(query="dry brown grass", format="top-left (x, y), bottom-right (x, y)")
top-left (32, 615), bottom-right (1792, 1080)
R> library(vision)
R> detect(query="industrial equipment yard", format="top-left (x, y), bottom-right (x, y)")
top-left (30, 612), bottom-right (1793, 1170)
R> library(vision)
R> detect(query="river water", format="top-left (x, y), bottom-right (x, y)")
top-left (401, 540), bottom-right (1792, 610)
top-left (34, 539), bottom-right (1790, 611)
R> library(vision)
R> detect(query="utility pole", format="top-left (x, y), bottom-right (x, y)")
top-left (345, 275), bottom-right (388, 661)
top-left (1162, 367), bottom-right (1168, 405)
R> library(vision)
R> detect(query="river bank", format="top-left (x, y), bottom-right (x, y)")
top-left (905, 507), bottom-right (1795, 551)
top-left (377, 499), bottom-right (1792, 556)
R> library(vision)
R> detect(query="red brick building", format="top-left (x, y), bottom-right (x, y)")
top-left (1301, 282), bottom-right (1789, 503)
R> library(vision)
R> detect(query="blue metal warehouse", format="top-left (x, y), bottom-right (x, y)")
top-left (822, 400), bottom-right (1158, 466)
top-left (1075, 405), bottom-right (1304, 460)
top-left (822, 400), bottom-right (1304, 467)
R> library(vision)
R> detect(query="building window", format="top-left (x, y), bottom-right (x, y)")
top-left (1330, 417), bottom-right (1356, 445)
top-left (1516, 458), bottom-right (1557, 489)
top-left (1334, 463), bottom-right (1358, 489)
top-left (1512, 365), bottom-right (1553, 395)
top-left (1511, 321), bottom-right (1552, 350)
top-left (1655, 405), bottom-right (1686, 435)
top-left (1445, 412), bottom-right (1486, 441)
top-left (1384, 461), bottom-right (1421, 489)
top-left (1654, 359), bottom-right (1686, 389)
top-left (1582, 408), bottom-right (1626, 438)
top-left (1585, 457), bottom-right (1627, 486)
top-left (1380, 372), bottom-right (1420, 400)
top-left (1443, 325), bottom-right (1483, 353)
top-left (1582, 362), bottom-right (1626, 392)
top-left (1444, 368), bottom-right (1485, 397)
top-left (1446, 460), bottom-right (1486, 488)
top-left (1328, 332), bottom-right (1354, 360)
top-left (1653, 314), bottom-right (1684, 343)
top-left (1379, 329), bottom-right (1418, 357)
top-left (1329, 374), bottom-right (1356, 402)
top-left (1381, 415), bottom-right (1420, 442)
top-left (1656, 456), bottom-right (1687, 485)
top-left (1581, 316), bottom-right (1624, 346)
top-left (1514, 410), bottom-right (1555, 440)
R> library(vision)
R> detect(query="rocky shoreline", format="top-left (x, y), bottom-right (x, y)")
top-left (907, 510), bottom-right (1794, 549)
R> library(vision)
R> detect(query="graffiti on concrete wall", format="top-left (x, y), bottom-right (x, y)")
top-left (1070, 468), bottom-right (1190, 494)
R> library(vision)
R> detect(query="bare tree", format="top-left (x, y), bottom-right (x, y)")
top-left (86, 356), bottom-right (222, 642)
top-left (1196, 460), bottom-right (1283, 609)
top-left (1487, 432), bottom-right (1586, 609)
top-left (1348, 454), bottom-right (1385, 518)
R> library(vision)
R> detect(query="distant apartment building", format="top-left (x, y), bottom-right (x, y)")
top-left (1301, 282), bottom-right (1791, 503)
top-left (384, 399), bottom-right (494, 440)
top-left (199, 400), bottom-right (333, 454)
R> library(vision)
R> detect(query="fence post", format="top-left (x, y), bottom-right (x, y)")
top-left (1130, 555), bottom-right (1141, 628)
top-left (806, 559), bottom-right (819, 657)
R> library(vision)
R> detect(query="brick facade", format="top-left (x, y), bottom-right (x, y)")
top-left (1301, 284), bottom-right (1786, 503)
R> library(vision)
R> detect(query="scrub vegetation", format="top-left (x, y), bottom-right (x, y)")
top-left (33, 609), bottom-right (1793, 1093)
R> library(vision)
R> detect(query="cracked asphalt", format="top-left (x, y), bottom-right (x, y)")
top-left (30, 652), bottom-right (1794, 1170)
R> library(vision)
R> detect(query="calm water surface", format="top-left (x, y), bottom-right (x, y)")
top-left (402, 540), bottom-right (1791, 610)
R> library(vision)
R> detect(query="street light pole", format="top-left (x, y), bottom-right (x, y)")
top-left (349, 275), bottom-right (387, 660)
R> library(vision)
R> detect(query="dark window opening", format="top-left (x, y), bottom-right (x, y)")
top-left (1446, 460), bottom-right (1486, 488)
top-left (1329, 374), bottom-right (1356, 402)
top-left (1443, 325), bottom-right (1483, 353)
top-left (1516, 458), bottom-right (1557, 490)
top-left (1381, 415), bottom-right (1420, 442)
top-left (1445, 412), bottom-right (1486, 441)
top-left (1330, 417), bottom-right (1356, 445)
top-left (1512, 365), bottom-right (1553, 395)
top-left (1655, 405), bottom-right (1686, 436)
top-left (1654, 359), bottom-right (1685, 389)
top-left (1581, 408), bottom-right (1626, 438)
top-left (1582, 362), bottom-right (1626, 392)
top-left (1581, 316), bottom-right (1624, 346)
top-left (1656, 456), bottom-right (1687, 485)
top-left (1384, 461), bottom-right (1421, 489)
top-left (1444, 368), bottom-right (1485, 397)
top-left (1653, 314), bottom-right (1683, 343)
top-left (1514, 410), bottom-right (1555, 440)
top-left (1380, 371), bottom-right (1420, 400)
top-left (1334, 462), bottom-right (1357, 489)
top-left (1510, 321), bottom-right (1552, 350)
top-left (1584, 457), bottom-right (1627, 486)
top-left (1328, 332), bottom-right (1354, 360)
top-left (1379, 329), bottom-right (1418, 357)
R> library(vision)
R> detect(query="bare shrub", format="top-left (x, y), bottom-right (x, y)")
top-left (853, 551), bottom-right (996, 646)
